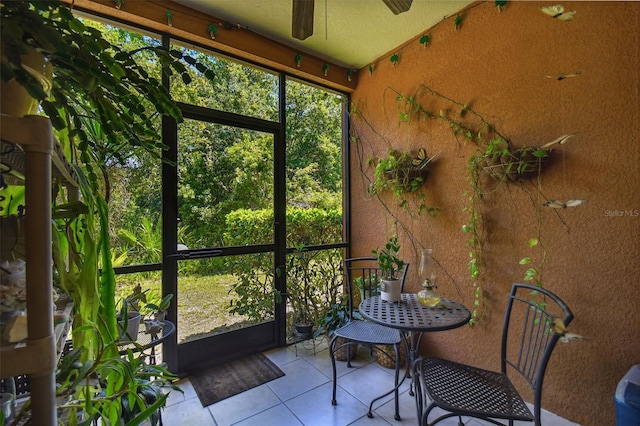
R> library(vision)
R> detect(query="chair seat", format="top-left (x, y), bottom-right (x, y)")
top-left (421, 357), bottom-right (534, 421)
top-left (334, 320), bottom-right (402, 346)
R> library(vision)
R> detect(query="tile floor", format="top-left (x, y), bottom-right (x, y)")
top-left (161, 339), bottom-right (581, 426)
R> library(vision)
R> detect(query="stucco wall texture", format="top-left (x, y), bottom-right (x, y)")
top-left (349, 2), bottom-right (639, 425)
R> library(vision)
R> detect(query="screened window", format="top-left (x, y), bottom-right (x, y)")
top-left (170, 41), bottom-right (279, 122)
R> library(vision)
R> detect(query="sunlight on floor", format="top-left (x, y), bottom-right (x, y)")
top-left (160, 339), bottom-right (581, 425)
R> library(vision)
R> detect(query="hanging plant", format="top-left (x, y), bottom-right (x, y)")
top-left (366, 148), bottom-right (439, 217)
top-left (388, 84), bottom-right (576, 324)
top-left (347, 69), bottom-right (354, 81)
top-left (419, 34), bottom-right (430, 47)
top-left (368, 148), bottom-right (433, 196)
top-left (454, 15), bottom-right (462, 30)
top-left (478, 132), bottom-right (573, 182)
top-left (478, 142), bottom-right (550, 182)
top-left (390, 53), bottom-right (399, 66)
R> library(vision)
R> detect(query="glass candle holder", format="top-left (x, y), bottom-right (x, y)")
top-left (418, 248), bottom-right (440, 307)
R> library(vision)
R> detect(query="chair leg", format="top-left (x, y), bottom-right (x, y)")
top-left (393, 342), bottom-right (401, 421)
top-left (404, 333), bottom-right (414, 396)
top-left (329, 336), bottom-right (338, 406)
top-left (413, 359), bottom-right (423, 423)
top-left (365, 343), bottom-right (405, 420)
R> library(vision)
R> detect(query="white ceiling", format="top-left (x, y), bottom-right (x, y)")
top-left (174, 0), bottom-right (472, 69)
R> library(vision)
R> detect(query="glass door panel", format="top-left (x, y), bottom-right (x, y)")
top-left (176, 253), bottom-right (276, 344)
top-left (177, 120), bottom-right (274, 248)
top-left (169, 113), bottom-right (282, 374)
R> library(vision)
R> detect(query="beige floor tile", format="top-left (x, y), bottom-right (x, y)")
top-left (162, 344), bottom-right (581, 426)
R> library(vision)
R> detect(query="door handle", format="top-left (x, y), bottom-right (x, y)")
top-left (165, 249), bottom-right (222, 260)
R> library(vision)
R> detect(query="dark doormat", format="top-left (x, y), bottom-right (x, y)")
top-left (190, 353), bottom-right (285, 407)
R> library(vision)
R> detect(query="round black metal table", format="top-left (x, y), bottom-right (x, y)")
top-left (360, 293), bottom-right (470, 361)
top-left (359, 293), bottom-right (470, 409)
top-left (360, 293), bottom-right (470, 334)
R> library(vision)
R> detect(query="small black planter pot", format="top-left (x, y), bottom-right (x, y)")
top-left (294, 323), bottom-right (313, 339)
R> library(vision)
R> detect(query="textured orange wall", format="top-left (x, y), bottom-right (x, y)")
top-left (350, 2), bottom-right (639, 425)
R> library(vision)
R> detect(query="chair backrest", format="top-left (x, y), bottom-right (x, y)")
top-left (501, 283), bottom-right (573, 417)
top-left (343, 257), bottom-right (409, 319)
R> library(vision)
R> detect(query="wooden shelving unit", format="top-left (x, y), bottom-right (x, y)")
top-left (0, 115), bottom-right (77, 426)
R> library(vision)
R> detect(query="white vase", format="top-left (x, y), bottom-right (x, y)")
top-left (380, 279), bottom-right (401, 303)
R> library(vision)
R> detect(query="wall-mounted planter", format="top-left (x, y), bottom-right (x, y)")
top-left (368, 149), bottom-right (432, 195)
top-left (480, 147), bottom-right (550, 182)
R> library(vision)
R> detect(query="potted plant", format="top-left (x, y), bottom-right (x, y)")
top-left (289, 292), bottom-right (315, 339)
top-left (314, 299), bottom-right (363, 361)
top-left (117, 287), bottom-right (147, 343)
top-left (52, 342), bottom-right (180, 426)
top-left (372, 235), bottom-right (405, 303)
top-left (286, 247), bottom-right (323, 339)
top-left (144, 293), bottom-right (174, 323)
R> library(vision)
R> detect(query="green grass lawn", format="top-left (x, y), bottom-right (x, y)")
top-left (116, 272), bottom-right (254, 343)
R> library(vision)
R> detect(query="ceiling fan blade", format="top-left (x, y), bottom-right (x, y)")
top-left (292, 0), bottom-right (314, 40)
top-left (382, 0), bottom-right (413, 15)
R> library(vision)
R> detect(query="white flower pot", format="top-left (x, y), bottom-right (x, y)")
top-left (118, 311), bottom-right (141, 343)
top-left (380, 279), bottom-right (401, 303)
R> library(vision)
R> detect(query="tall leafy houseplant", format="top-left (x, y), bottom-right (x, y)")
top-left (0, 0), bottom-right (213, 186)
top-left (2, 0), bottom-right (214, 422)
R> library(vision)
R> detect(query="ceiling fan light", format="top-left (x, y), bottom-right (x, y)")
top-left (292, 0), bottom-right (314, 40)
top-left (382, 0), bottom-right (413, 15)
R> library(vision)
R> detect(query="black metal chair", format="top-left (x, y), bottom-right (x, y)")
top-left (413, 282), bottom-right (574, 426)
top-left (329, 257), bottom-right (409, 420)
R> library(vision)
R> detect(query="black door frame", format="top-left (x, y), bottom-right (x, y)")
top-left (161, 101), bottom-right (287, 375)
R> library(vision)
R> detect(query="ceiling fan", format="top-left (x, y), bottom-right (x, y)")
top-left (292, 0), bottom-right (414, 40)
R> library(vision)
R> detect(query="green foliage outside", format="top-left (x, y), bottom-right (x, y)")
top-left (224, 208), bottom-right (343, 334)
top-left (107, 62), bottom-right (346, 335)
top-left (102, 43), bottom-right (345, 268)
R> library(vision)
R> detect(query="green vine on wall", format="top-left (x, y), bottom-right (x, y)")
top-left (367, 148), bottom-right (439, 217)
top-left (350, 104), bottom-right (462, 298)
top-left (350, 105), bottom-right (440, 221)
top-left (388, 84), bottom-right (570, 324)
